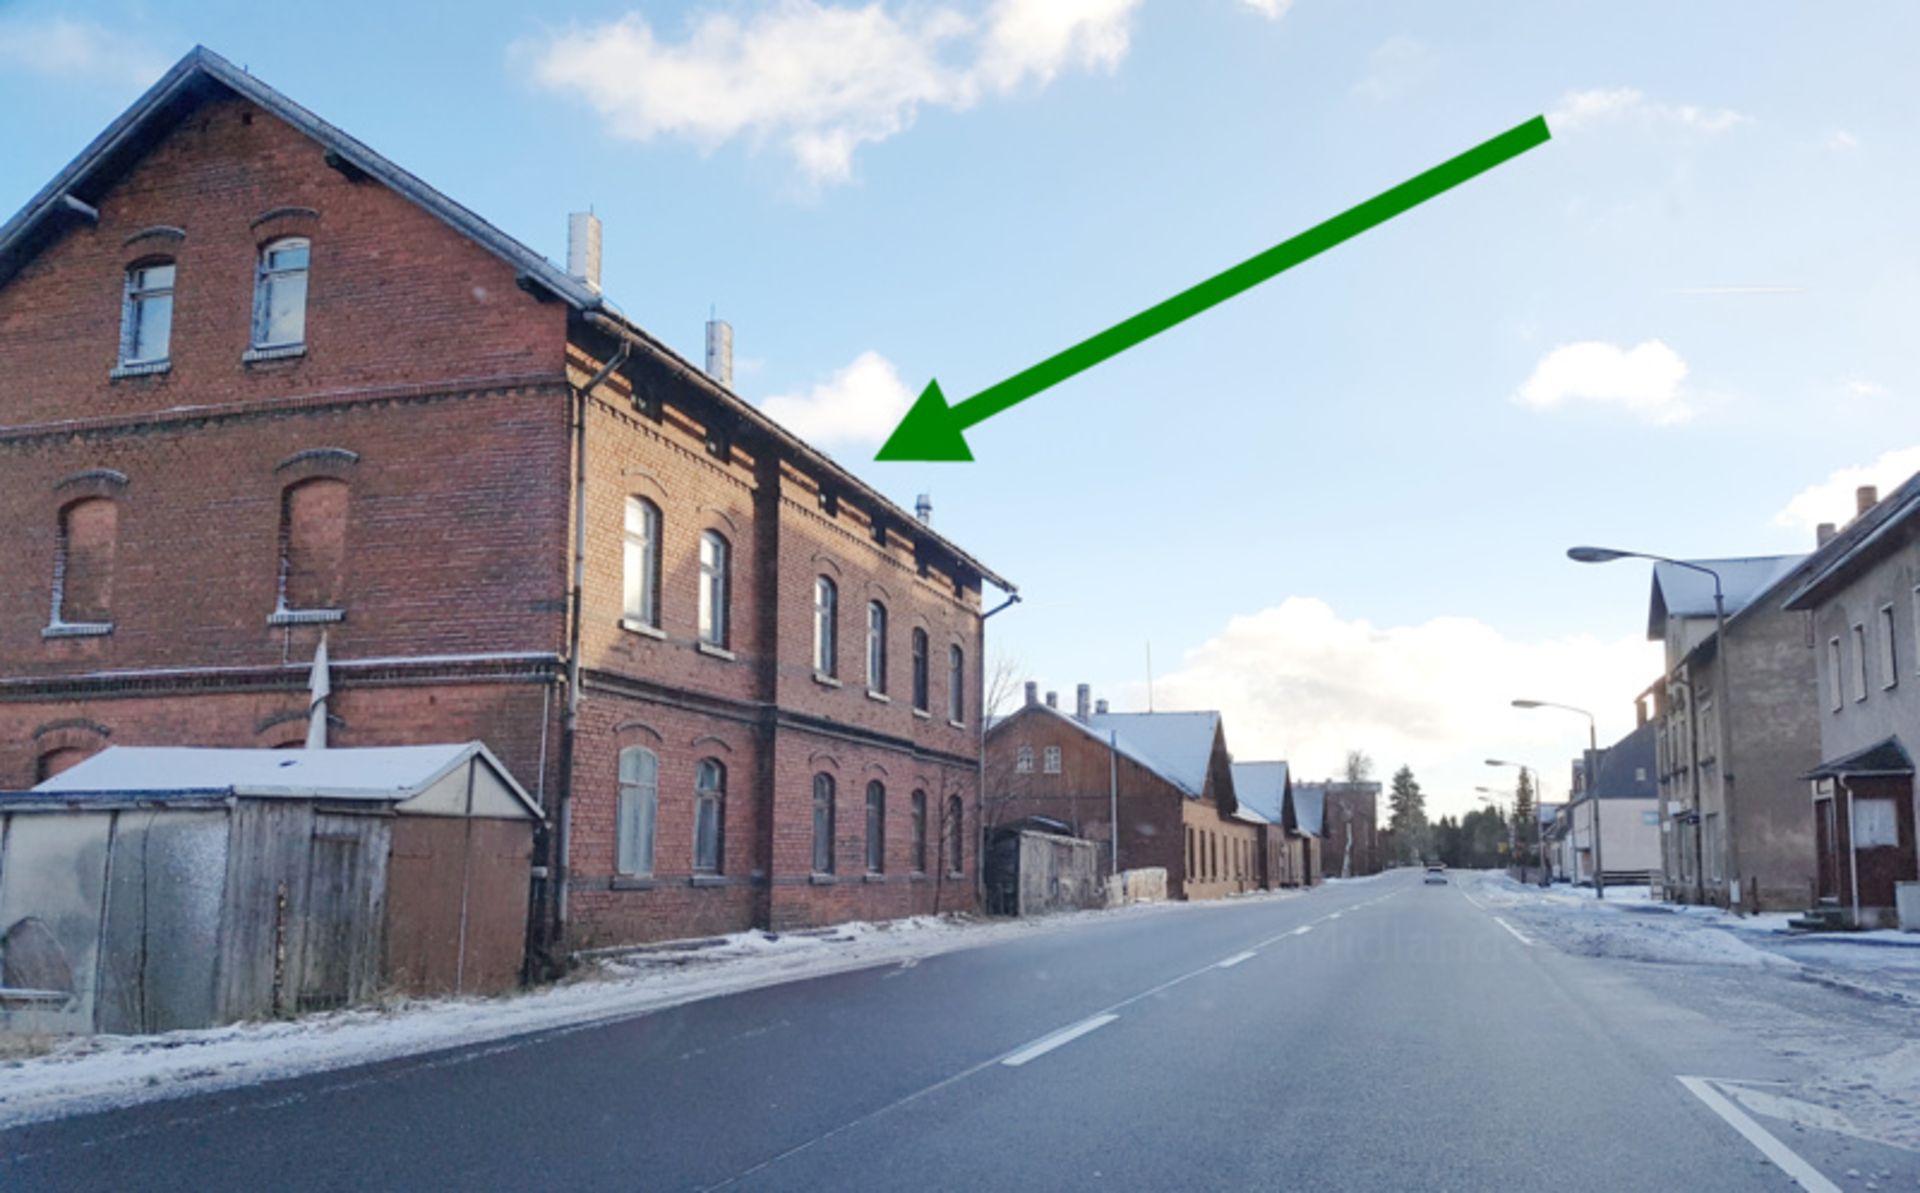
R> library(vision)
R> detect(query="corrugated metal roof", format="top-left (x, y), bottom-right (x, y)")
top-left (1647, 555), bottom-right (1805, 640)
top-left (1229, 762), bottom-right (1289, 824)
top-left (1084, 711), bottom-right (1221, 798)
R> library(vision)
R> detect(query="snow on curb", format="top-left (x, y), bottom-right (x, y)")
top-left (0, 901), bottom-right (1189, 1130)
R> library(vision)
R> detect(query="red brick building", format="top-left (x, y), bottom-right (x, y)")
top-left (984, 686), bottom-right (1258, 900)
top-left (0, 48), bottom-right (1011, 958)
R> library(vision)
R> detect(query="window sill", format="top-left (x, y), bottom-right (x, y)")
top-left (812, 671), bottom-right (842, 688)
top-left (865, 690), bottom-right (890, 704)
top-left (863, 873), bottom-right (886, 884)
top-left (268, 607), bottom-right (345, 626)
top-left (689, 874), bottom-right (728, 887)
top-left (110, 360), bottom-right (169, 380)
top-left (621, 617), bottom-right (665, 639)
top-left (696, 642), bottom-right (736, 661)
top-left (242, 343), bottom-right (306, 364)
top-left (946, 871), bottom-right (965, 881)
top-left (610, 876), bottom-right (657, 891)
top-left (948, 719), bottom-right (966, 730)
top-left (910, 873), bottom-right (929, 883)
top-left (911, 708), bottom-right (931, 720)
top-left (43, 621), bottom-right (113, 640)
top-left (809, 873), bottom-right (837, 886)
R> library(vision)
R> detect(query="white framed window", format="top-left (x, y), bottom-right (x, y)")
top-left (1015, 744), bottom-right (1033, 773)
top-left (120, 260), bottom-right (175, 365)
top-left (1828, 636), bottom-right (1844, 712)
top-left (252, 237), bottom-right (309, 348)
top-left (694, 758), bottom-right (725, 873)
top-left (813, 576), bottom-right (837, 675)
top-left (698, 531), bottom-right (729, 647)
top-left (1854, 797), bottom-right (1899, 848)
top-left (622, 498), bottom-right (660, 628)
top-left (1851, 622), bottom-right (1869, 702)
top-left (616, 746), bottom-right (659, 877)
top-left (866, 601), bottom-right (888, 692)
top-left (1043, 745), bottom-right (1062, 774)
top-left (1879, 603), bottom-right (1899, 690)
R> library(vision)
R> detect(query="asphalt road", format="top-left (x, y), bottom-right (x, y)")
top-left (1, 870), bottom-right (1878, 1191)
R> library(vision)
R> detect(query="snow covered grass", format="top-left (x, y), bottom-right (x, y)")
top-left (0, 901), bottom-right (1191, 1130)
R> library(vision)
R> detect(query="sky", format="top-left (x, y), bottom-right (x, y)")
top-left (5, 0), bottom-right (1919, 816)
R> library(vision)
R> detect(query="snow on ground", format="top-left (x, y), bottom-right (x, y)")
top-left (0, 897), bottom-right (1233, 1131)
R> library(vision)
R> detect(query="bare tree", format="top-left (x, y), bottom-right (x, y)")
top-left (1344, 749), bottom-right (1374, 784)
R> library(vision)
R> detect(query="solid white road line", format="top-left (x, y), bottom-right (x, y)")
top-left (1459, 890), bottom-right (1487, 910)
top-left (1676, 1077), bottom-right (1842, 1193)
top-left (1001, 1014), bottom-right (1121, 1068)
top-left (1491, 916), bottom-right (1533, 945)
top-left (1216, 951), bottom-right (1257, 969)
top-left (1292, 925), bottom-right (1313, 936)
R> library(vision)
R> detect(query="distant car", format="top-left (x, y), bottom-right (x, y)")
top-left (1423, 865), bottom-right (1448, 885)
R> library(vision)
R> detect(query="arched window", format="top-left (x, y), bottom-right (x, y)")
top-left (279, 478), bottom-right (348, 612)
top-left (812, 773), bottom-right (836, 874)
top-left (911, 790), bottom-right (928, 873)
top-left (813, 576), bottom-right (837, 676)
top-left (34, 747), bottom-right (88, 783)
top-left (866, 601), bottom-right (888, 692)
top-left (865, 781), bottom-right (886, 873)
top-left (120, 259), bottom-right (174, 366)
top-left (694, 758), bottom-right (725, 874)
top-left (51, 497), bottom-right (117, 629)
top-left (252, 237), bottom-right (310, 349)
top-left (623, 498), bottom-right (661, 628)
top-left (946, 795), bottom-right (964, 876)
top-left (910, 628), bottom-right (929, 712)
top-left (699, 531), bottom-right (730, 647)
top-left (616, 746), bottom-right (659, 877)
top-left (948, 645), bottom-right (965, 723)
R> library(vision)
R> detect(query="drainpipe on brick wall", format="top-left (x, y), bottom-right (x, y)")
top-left (549, 337), bottom-right (629, 967)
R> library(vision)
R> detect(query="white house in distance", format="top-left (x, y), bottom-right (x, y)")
top-left (1562, 719), bottom-right (1661, 887)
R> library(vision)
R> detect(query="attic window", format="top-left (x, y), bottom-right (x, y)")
top-left (704, 422), bottom-right (731, 461)
top-left (118, 260), bottom-right (174, 369)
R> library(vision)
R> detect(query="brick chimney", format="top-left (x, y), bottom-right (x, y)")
top-left (1857, 485), bottom-right (1879, 517)
top-left (1045, 690), bottom-right (1058, 710)
top-left (1075, 683), bottom-right (1091, 721)
top-left (1095, 698), bottom-right (1109, 714)
top-left (1816, 522), bottom-right (1837, 547)
top-left (1024, 681), bottom-right (1038, 708)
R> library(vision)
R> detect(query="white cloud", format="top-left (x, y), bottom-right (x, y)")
top-left (1140, 597), bottom-right (1659, 813)
top-left (1774, 445), bottom-right (1920, 532)
top-left (1516, 339), bottom-right (1692, 425)
top-left (525, 0), bottom-right (1140, 185)
top-left (1351, 36), bottom-right (1435, 103)
top-left (759, 350), bottom-right (913, 444)
top-left (1549, 88), bottom-right (1749, 135)
top-left (0, 17), bottom-right (167, 85)
top-left (1238, 0), bottom-right (1294, 19)
top-left (1824, 129), bottom-right (1859, 151)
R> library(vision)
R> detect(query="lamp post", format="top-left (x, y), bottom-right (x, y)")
top-left (1569, 546), bottom-right (1731, 910)
top-left (1513, 699), bottom-right (1602, 899)
top-left (1486, 760), bottom-right (1546, 885)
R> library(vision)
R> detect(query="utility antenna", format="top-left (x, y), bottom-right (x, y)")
top-left (1146, 641), bottom-right (1154, 713)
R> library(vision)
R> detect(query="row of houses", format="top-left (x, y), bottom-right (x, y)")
top-left (1574, 478), bottom-right (1920, 929)
top-left (980, 683), bottom-right (1381, 904)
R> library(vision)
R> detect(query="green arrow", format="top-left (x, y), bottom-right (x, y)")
top-left (876, 115), bottom-right (1551, 462)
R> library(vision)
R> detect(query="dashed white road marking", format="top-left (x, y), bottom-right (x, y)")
top-left (1001, 1014), bottom-right (1121, 1068)
top-left (1327, 911), bottom-right (1342, 920)
top-left (1459, 890), bottom-right (1487, 910)
top-left (1292, 925), bottom-right (1313, 936)
top-left (1676, 1077), bottom-right (1841, 1193)
top-left (1491, 916), bottom-right (1533, 946)
top-left (1216, 951), bottom-right (1257, 969)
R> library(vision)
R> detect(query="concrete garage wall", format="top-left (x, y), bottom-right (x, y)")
top-left (1015, 831), bottom-right (1104, 916)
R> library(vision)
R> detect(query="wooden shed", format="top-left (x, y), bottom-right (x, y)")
top-left (0, 743), bottom-right (536, 1036)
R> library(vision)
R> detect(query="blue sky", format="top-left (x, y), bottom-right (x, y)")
top-left (5, 0), bottom-right (1918, 813)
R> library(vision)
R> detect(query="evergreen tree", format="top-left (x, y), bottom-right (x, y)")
top-left (1387, 765), bottom-right (1428, 863)
top-left (1512, 769), bottom-right (1537, 873)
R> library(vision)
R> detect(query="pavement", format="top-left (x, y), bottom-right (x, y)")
top-left (4, 869), bottom-right (1915, 1191)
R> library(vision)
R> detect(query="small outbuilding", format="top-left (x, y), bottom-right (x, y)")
top-left (0, 743), bottom-right (537, 1036)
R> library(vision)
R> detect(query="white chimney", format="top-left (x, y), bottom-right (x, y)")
top-left (567, 212), bottom-right (602, 293)
top-left (705, 317), bottom-right (733, 387)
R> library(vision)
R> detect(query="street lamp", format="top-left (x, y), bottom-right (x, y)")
top-left (1569, 545), bottom-right (1731, 910)
top-left (1486, 759), bottom-right (1547, 885)
top-left (1513, 699), bottom-right (1603, 898)
top-left (1474, 788), bottom-right (1514, 870)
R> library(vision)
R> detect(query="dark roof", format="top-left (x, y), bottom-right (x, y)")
top-left (1801, 736), bottom-right (1914, 781)
top-left (1782, 469), bottom-right (1920, 611)
top-left (1589, 722), bottom-right (1657, 799)
top-left (0, 46), bottom-right (1011, 594)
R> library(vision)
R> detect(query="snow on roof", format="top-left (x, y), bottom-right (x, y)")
top-left (1647, 555), bottom-right (1805, 640)
top-left (1229, 762), bottom-right (1289, 824)
top-left (28, 743), bottom-right (535, 815)
top-left (1290, 782), bottom-right (1326, 836)
top-left (1084, 711), bottom-right (1221, 798)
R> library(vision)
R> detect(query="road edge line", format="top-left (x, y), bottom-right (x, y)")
top-left (1675, 1076), bottom-right (1842, 1193)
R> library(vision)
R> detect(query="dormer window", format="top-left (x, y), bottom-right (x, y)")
top-left (251, 237), bottom-right (309, 351)
top-left (120, 260), bottom-right (174, 368)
